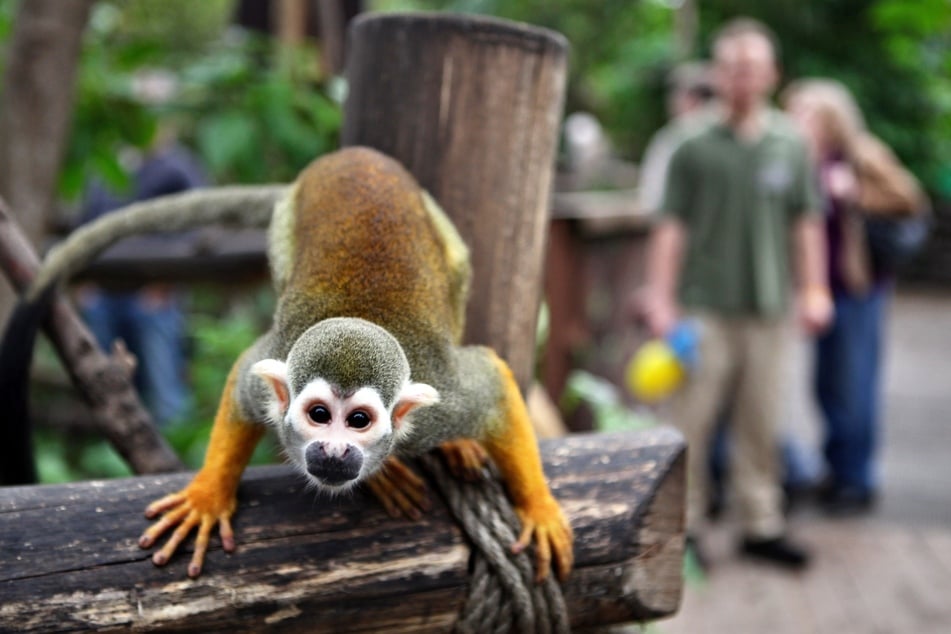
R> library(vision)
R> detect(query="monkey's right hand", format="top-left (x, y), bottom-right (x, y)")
top-left (366, 457), bottom-right (431, 520)
top-left (138, 471), bottom-right (238, 579)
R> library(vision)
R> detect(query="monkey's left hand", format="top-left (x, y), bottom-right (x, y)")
top-left (366, 457), bottom-right (431, 520)
top-left (512, 493), bottom-right (574, 583)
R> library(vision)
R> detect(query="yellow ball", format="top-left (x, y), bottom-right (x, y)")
top-left (625, 340), bottom-right (685, 403)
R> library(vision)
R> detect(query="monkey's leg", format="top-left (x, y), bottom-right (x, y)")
top-left (481, 353), bottom-right (574, 583)
top-left (365, 457), bottom-right (431, 520)
top-left (138, 358), bottom-right (265, 578)
top-left (438, 438), bottom-right (489, 481)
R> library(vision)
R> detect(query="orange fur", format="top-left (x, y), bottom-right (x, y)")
top-left (480, 353), bottom-right (574, 582)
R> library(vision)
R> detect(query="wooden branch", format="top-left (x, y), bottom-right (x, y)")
top-left (72, 228), bottom-right (268, 288)
top-left (0, 429), bottom-right (686, 632)
top-left (0, 198), bottom-right (183, 476)
top-left (343, 13), bottom-right (569, 390)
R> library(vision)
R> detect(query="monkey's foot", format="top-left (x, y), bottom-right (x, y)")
top-left (138, 473), bottom-right (238, 579)
top-left (438, 438), bottom-right (489, 481)
top-left (366, 457), bottom-right (431, 520)
top-left (512, 494), bottom-right (574, 583)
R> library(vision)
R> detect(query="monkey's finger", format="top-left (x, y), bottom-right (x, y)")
top-left (377, 478), bottom-right (423, 520)
top-left (139, 504), bottom-right (191, 549)
top-left (218, 515), bottom-right (236, 552)
top-left (152, 511), bottom-right (199, 566)
top-left (533, 529), bottom-right (553, 583)
top-left (365, 477), bottom-right (400, 518)
top-left (386, 458), bottom-right (428, 491)
top-left (144, 492), bottom-right (186, 519)
top-left (551, 529), bottom-right (574, 582)
top-left (512, 518), bottom-right (535, 555)
top-left (390, 486), bottom-right (425, 520)
top-left (188, 517), bottom-right (215, 579)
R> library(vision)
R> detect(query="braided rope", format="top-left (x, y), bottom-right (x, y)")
top-left (418, 454), bottom-right (570, 634)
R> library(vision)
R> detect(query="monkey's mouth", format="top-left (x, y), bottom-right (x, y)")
top-left (308, 463), bottom-right (360, 486)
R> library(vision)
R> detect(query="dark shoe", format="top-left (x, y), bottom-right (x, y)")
top-left (818, 484), bottom-right (877, 516)
top-left (739, 535), bottom-right (810, 570)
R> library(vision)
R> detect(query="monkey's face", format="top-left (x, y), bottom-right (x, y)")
top-left (285, 377), bottom-right (395, 491)
top-left (252, 360), bottom-right (439, 493)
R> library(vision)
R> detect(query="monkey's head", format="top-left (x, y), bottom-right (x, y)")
top-left (251, 317), bottom-right (439, 492)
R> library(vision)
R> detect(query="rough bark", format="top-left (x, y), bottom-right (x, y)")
top-left (0, 199), bottom-right (183, 476)
top-left (0, 429), bottom-right (686, 632)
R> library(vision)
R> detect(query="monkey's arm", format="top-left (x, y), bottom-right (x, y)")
top-left (365, 457), bottom-right (431, 520)
top-left (138, 355), bottom-right (265, 578)
top-left (365, 439), bottom-right (488, 519)
top-left (481, 353), bottom-right (574, 582)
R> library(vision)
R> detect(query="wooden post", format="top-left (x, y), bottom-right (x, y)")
top-left (0, 430), bottom-right (685, 632)
top-left (342, 13), bottom-right (568, 390)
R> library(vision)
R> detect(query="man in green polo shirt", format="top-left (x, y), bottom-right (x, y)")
top-left (640, 18), bottom-right (832, 569)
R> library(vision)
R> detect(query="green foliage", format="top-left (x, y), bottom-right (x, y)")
top-left (179, 35), bottom-right (342, 183)
top-left (167, 286), bottom-right (280, 469)
top-left (561, 370), bottom-right (658, 433)
top-left (58, 0), bottom-right (342, 202)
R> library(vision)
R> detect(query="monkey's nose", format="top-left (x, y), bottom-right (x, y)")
top-left (305, 442), bottom-right (362, 485)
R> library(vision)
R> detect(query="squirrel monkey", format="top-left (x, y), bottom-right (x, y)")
top-left (8, 147), bottom-right (573, 582)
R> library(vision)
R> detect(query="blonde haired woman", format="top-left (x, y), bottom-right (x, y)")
top-left (782, 79), bottom-right (928, 514)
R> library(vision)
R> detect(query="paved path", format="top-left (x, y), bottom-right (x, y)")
top-left (658, 288), bottom-right (951, 633)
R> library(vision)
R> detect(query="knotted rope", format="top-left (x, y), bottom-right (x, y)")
top-left (418, 453), bottom-right (569, 634)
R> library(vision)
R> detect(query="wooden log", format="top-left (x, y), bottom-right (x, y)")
top-left (0, 428), bottom-right (685, 632)
top-left (342, 12), bottom-right (568, 390)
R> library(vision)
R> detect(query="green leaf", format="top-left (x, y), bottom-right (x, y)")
top-left (196, 112), bottom-right (259, 175)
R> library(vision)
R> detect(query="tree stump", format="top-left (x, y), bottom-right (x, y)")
top-left (343, 12), bottom-right (568, 390)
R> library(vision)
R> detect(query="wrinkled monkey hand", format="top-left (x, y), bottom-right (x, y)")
top-left (512, 493), bottom-right (574, 583)
top-left (138, 471), bottom-right (238, 579)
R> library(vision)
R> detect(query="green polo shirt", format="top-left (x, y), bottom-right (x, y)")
top-left (660, 110), bottom-right (819, 317)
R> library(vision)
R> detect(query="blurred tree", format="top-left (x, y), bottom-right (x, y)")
top-left (0, 0), bottom-right (95, 321)
top-left (58, 0), bottom-right (342, 203)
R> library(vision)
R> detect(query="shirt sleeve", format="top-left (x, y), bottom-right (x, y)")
top-left (659, 140), bottom-right (694, 222)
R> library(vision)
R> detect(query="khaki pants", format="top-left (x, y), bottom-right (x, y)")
top-left (669, 313), bottom-right (788, 538)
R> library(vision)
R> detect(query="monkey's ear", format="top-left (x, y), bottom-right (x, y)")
top-left (391, 382), bottom-right (439, 437)
top-left (251, 359), bottom-right (291, 423)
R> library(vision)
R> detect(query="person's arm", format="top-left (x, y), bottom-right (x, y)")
top-left (640, 218), bottom-right (687, 337)
top-left (793, 215), bottom-right (833, 334)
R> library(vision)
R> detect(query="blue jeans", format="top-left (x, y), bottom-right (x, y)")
top-left (80, 289), bottom-right (188, 425)
top-left (814, 286), bottom-right (888, 493)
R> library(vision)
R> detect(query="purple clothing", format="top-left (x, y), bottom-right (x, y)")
top-left (819, 156), bottom-right (888, 294)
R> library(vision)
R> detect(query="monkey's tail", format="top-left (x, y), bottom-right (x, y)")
top-left (0, 184), bottom-right (287, 483)
top-left (27, 184), bottom-right (288, 302)
top-left (0, 284), bottom-right (57, 485)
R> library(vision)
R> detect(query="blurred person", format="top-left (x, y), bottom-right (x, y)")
top-left (76, 71), bottom-right (207, 425)
top-left (638, 18), bottom-right (832, 569)
top-left (782, 78), bottom-right (929, 514)
top-left (77, 134), bottom-right (207, 425)
top-left (638, 61), bottom-right (717, 215)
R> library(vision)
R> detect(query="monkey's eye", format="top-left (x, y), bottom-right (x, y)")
top-left (346, 411), bottom-right (372, 430)
top-left (308, 405), bottom-right (331, 424)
